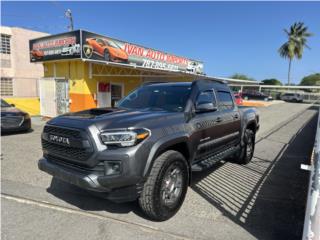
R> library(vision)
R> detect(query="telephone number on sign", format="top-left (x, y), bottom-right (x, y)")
top-left (142, 59), bottom-right (179, 71)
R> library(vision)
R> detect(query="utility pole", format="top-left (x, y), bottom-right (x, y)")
top-left (65, 9), bottom-right (74, 31)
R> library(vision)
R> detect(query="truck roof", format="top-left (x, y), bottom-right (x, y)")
top-left (143, 79), bottom-right (226, 87)
top-left (143, 82), bottom-right (192, 87)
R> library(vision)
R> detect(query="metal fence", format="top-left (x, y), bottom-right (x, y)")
top-left (301, 94), bottom-right (320, 103)
top-left (262, 90), bottom-right (320, 103)
top-left (302, 106), bottom-right (320, 240)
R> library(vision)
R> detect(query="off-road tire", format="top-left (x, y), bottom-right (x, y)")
top-left (139, 150), bottom-right (189, 221)
top-left (232, 129), bottom-right (255, 164)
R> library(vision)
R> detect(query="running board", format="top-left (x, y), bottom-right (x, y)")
top-left (191, 145), bottom-right (240, 172)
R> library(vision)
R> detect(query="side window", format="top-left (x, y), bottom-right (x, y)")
top-left (217, 91), bottom-right (234, 110)
top-left (196, 90), bottom-right (216, 105)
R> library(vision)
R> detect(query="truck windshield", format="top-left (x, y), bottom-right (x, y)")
top-left (117, 85), bottom-right (191, 112)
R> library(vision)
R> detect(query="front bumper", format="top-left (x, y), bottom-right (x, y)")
top-left (38, 157), bottom-right (143, 202)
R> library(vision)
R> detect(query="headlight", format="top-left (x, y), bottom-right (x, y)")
top-left (100, 128), bottom-right (150, 147)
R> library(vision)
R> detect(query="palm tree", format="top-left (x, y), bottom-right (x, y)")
top-left (278, 22), bottom-right (313, 85)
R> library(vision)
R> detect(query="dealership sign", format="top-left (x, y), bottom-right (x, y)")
top-left (30, 30), bottom-right (204, 74)
top-left (29, 31), bottom-right (81, 61)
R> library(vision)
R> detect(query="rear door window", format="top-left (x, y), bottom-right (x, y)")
top-left (217, 91), bottom-right (234, 110)
top-left (196, 90), bottom-right (216, 106)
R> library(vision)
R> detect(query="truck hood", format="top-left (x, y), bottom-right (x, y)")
top-left (48, 108), bottom-right (183, 131)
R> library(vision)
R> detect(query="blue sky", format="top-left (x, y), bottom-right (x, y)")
top-left (2, 1), bottom-right (319, 84)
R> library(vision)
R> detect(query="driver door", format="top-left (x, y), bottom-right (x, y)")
top-left (191, 89), bottom-right (221, 161)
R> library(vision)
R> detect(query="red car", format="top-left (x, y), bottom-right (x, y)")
top-left (234, 93), bottom-right (243, 105)
top-left (30, 49), bottom-right (44, 61)
top-left (86, 38), bottom-right (128, 63)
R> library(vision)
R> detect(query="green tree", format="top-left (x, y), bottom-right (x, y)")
top-left (229, 73), bottom-right (255, 81)
top-left (262, 78), bottom-right (283, 85)
top-left (278, 22), bottom-right (313, 86)
top-left (300, 73), bottom-right (320, 86)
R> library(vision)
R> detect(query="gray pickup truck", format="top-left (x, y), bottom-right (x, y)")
top-left (38, 79), bottom-right (259, 221)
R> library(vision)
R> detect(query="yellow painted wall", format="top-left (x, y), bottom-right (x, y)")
top-left (42, 60), bottom-right (194, 112)
top-left (43, 61), bottom-right (191, 97)
top-left (43, 61), bottom-right (143, 111)
top-left (44, 61), bottom-right (89, 94)
top-left (4, 97), bottom-right (40, 116)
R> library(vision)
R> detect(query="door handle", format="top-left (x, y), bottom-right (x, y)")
top-left (233, 114), bottom-right (239, 119)
top-left (215, 117), bottom-right (222, 123)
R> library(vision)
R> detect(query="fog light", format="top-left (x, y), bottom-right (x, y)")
top-left (104, 161), bottom-right (121, 176)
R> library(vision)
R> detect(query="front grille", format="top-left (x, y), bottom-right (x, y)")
top-left (42, 139), bottom-right (93, 161)
top-left (44, 125), bottom-right (81, 138)
top-left (1, 116), bottom-right (24, 128)
top-left (42, 125), bottom-right (94, 162)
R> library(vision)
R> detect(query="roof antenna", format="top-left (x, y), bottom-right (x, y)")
top-left (65, 9), bottom-right (74, 31)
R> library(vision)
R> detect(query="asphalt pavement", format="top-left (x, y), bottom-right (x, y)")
top-left (1, 102), bottom-right (318, 240)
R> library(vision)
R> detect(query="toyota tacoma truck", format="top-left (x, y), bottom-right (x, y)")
top-left (38, 80), bottom-right (259, 221)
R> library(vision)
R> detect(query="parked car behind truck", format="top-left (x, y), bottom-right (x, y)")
top-left (234, 93), bottom-right (243, 105)
top-left (1, 99), bottom-right (31, 133)
top-left (241, 90), bottom-right (273, 101)
top-left (38, 80), bottom-right (260, 221)
top-left (281, 93), bottom-right (303, 103)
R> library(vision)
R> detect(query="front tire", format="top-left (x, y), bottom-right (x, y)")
top-left (139, 150), bottom-right (189, 221)
top-left (232, 129), bottom-right (255, 164)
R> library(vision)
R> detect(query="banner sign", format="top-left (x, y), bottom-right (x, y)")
top-left (29, 31), bottom-right (81, 62)
top-left (30, 30), bottom-right (204, 74)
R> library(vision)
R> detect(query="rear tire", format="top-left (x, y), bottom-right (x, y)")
top-left (139, 150), bottom-right (189, 221)
top-left (232, 129), bottom-right (255, 164)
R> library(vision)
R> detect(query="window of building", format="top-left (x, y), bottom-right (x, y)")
top-left (1, 34), bottom-right (11, 54)
top-left (1, 78), bottom-right (13, 96)
top-left (1, 59), bottom-right (11, 68)
top-left (217, 91), bottom-right (234, 110)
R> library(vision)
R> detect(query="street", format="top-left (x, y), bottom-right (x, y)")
top-left (1, 102), bottom-right (318, 240)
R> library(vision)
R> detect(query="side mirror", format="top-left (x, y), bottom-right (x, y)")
top-left (10, 104), bottom-right (15, 107)
top-left (196, 102), bottom-right (217, 113)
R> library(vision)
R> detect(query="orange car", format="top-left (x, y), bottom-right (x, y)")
top-left (30, 49), bottom-right (44, 60)
top-left (86, 38), bottom-right (128, 62)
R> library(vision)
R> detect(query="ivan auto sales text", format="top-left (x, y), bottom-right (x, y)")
top-left (124, 43), bottom-right (189, 71)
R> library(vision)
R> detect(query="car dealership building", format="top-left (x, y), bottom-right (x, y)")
top-left (30, 30), bottom-right (252, 117)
